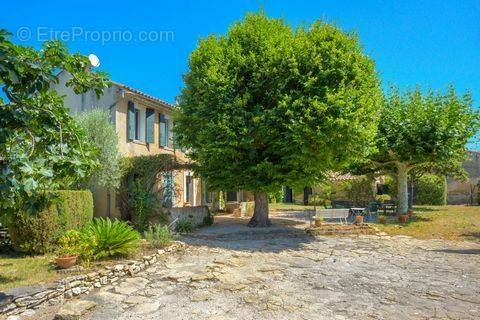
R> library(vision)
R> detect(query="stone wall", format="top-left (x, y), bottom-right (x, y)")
top-left (169, 206), bottom-right (210, 228)
top-left (0, 243), bottom-right (185, 316)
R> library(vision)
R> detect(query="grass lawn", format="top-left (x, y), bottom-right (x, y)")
top-left (375, 205), bottom-right (480, 241)
top-left (0, 252), bottom-right (58, 291)
top-left (0, 241), bottom-right (161, 292)
top-left (270, 203), bottom-right (480, 241)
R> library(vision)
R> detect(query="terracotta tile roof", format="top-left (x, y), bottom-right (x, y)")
top-left (111, 81), bottom-right (174, 110)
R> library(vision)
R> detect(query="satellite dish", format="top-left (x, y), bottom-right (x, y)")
top-left (88, 54), bottom-right (100, 67)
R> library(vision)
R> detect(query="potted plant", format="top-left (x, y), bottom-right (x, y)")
top-left (355, 215), bottom-right (364, 224)
top-left (56, 230), bottom-right (82, 269)
top-left (378, 215), bottom-right (387, 224)
top-left (314, 215), bottom-right (324, 227)
top-left (398, 214), bottom-right (409, 224)
top-left (407, 209), bottom-right (414, 218)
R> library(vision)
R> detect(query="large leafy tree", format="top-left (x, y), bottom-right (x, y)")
top-left (175, 13), bottom-right (382, 227)
top-left (0, 29), bottom-right (110, 216)
top-left (364, 87), bottom-right (479, 214)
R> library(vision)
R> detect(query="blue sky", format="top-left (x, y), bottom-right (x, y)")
top-left (4, 1), bottom-right (480, 146)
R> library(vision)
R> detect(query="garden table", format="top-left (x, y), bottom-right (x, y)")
top-left (350, 207), bottom-right (366, 216)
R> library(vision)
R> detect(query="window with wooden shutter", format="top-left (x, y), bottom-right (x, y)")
top-left (127, 101), bottom-right (135, 141)
top-left (146, 108), bottom-right (154, 143)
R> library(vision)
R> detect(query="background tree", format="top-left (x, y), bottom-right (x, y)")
top-left (366, 87), bottom-right (479, 214)
top-left (0, 29), bottom-right (110, 217)
top-left (175, 13), bottom-right (382, 227)
top-left (75, 109), bottom-right (122, 190)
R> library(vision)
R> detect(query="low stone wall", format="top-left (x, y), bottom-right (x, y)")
top-left (307, 224), bottom-right (380, 236)
top-left (0, 242), bottom-right (185, 317)
top-left (169, 206), bottom-right (210, 228)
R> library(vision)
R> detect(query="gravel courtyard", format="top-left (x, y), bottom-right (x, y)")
top-left (72, 215), bottom-right (480, 320)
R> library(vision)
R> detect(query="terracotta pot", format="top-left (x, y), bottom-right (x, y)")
top-left (407, 210), bottom-right (414, 218)
top-left (314, 219), bottom-right (323, 227)
top-left (355, 215), bottom-right (364, 224)
top-left (398, 214), bottom-right (409, 224)
top-left (378, 216), bottom-right (387, 224)
top-left (56, 254), bottom-right (78, 269)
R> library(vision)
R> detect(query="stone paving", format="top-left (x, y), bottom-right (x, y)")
top-left (74, 216), bottom-right (480, 320)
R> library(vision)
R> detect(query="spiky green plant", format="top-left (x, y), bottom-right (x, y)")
top-left (82, 218), bottom-right (140, 259)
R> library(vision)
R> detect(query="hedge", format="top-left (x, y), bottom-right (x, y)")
top-left (9, 190), bottom-right (93, 254)
top-left (415, 174), bottom-right (447, 206)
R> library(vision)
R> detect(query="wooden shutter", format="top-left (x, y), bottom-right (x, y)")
top-left (127, 101), bottom-right (135, 141)
top-left (159, 114), bottom-right (167, 147)
top-left (163, 172), bottom-right (173, 207)
top-left (146, 108), bottom-right (155, 143)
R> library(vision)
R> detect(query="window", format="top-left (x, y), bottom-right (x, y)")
top-left (128, 101), bottom-right (146, 142)
top-left (226, 191), bottom-right (237, 202)
top-left (185, 175), bottom-right (192, 203)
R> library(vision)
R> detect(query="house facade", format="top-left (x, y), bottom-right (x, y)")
top-left (53, 71), bottom-right (204, 218)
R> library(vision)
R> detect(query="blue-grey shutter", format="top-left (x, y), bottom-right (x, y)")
top-left (163, 172), bottom-right (173, 207)
top-left (159, 114), bottom-right (167, 147)
top-left (146, 108), bottom-right (155, 143)
top-left (127, 101), bottom-right (135, 141)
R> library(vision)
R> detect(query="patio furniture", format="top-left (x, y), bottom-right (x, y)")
top-left (315, 208), bottom-right (350, 224)
top-left (350, 207), bottom-right (366, 216)
top-left (380, 202), bottom-right (397, 215)
top-left (364, 202), bottom-right (379, 221)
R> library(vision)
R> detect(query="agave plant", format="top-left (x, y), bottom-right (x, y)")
top-left (81, 218), bottom-right (141, 259)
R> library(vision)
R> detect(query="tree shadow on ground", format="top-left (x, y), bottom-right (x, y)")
top-left (461, 232), bottom-right (480, 240)
top-left (431, 248), bottom-right (480, 255)
top-left (181, 214), bottom-right (318, 253)
top-left (413, 207), bottom-right (440, 212)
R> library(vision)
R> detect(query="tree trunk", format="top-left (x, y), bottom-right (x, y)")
top-left (408, 176), bottom-right (414, 209)
top-left (396, 163), bottom-right (410, 215)
top-left (248, 191), bottom-right (271, 227)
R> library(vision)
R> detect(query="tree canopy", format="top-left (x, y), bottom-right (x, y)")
top-left (363, 87), bottom-right (479, 214)
top-left (0, 29), bottom-right (110, 215)
top-left (174, 13), bottom-right (382, 226)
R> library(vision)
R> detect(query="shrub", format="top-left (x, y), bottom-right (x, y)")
top-left (143, 224), bottom-right (176, 248)
top-left (57, 230), bottom-right (95, 259)
top-left (174, 220), bottom-right (192, 233)
top-left (118, 154), bottom-right (184, 230)
top-left (378, 215), bottom-right (387, 224)
top-left (415, 174), bottom-right (447, 205)
top-left (340, 176), bottom-right (375, 206)
top-left (81, 218), bottom-right (140, 259)
top-left (202, 213), bottom-right (214, 226)
top-left (9, 209), bottom-right (59, 254)
top-left (268, 189), bottom-right (283, 203)
top-left (8, 190), bottom-right (93, 254)
top-left (55, 190), bottom-right (94, 231)
top-left (376, 194), bottom-right (391, 204)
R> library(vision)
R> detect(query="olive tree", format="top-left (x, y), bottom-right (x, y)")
top-left (76, 109), bottom-right (122, 190)
top-left (369, 87), bottom-right (479, 214)
top-left (175, 13), bottom-right (382, 227)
